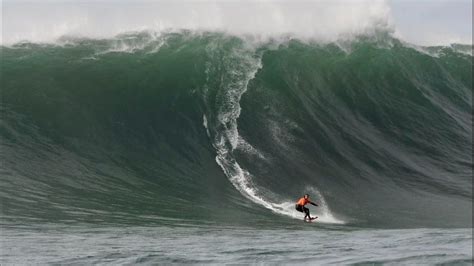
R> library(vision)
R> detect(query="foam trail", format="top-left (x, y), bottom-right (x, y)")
top-left (215, 150), bottom-right (344, 224)
top-left (204, 39), bottom-right (344, 224)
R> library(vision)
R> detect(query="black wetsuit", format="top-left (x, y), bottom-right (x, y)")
top-left (295, 204), bottom-right (310, 216)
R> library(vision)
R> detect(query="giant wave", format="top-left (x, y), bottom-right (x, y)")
top-left (1, 31), bottom-right (472, 228)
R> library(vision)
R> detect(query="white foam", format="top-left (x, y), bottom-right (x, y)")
top-left (203, 115), bottom-right (211, 138)
top-left (93, 32), bottom-right (166, 55)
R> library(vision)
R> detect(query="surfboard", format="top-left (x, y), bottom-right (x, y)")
top-left (305, 217), bottom-right (318, 222)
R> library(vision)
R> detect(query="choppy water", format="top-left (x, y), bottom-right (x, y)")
top-left (1, 224), bottom-right (471, 264)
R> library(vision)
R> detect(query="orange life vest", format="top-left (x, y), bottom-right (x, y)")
top-left (296, 197), bottom-right (310, 206)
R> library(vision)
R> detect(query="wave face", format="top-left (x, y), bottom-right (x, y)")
top-left (1, 32), bottom-right (472, 228)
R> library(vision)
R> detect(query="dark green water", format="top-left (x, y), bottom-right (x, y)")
top-left (1, 31), bottom-right (472, 230)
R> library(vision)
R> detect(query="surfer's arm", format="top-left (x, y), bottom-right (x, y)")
top-left (310, 201), bottom-right (318, 206)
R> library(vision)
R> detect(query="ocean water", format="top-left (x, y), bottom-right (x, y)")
top-left (1, 224), bottom-right (472, 264)
top-left (1, 31), bottom-right (472, 264)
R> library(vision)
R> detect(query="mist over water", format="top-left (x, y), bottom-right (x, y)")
top-left (2, 0), bottom-right (393, 45)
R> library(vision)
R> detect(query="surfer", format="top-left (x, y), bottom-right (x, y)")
top-left (295, 194), bottom-right (318, 221)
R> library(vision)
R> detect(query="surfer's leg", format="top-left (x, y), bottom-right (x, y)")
top-left (303, 207), bottom-right (310, 219)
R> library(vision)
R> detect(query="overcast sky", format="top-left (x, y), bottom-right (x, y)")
top-left (1, 0), bottom-right (472, 45)
top-left (390, 0), bottom-right (472, 45)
